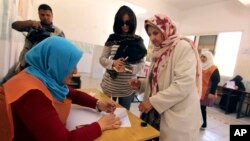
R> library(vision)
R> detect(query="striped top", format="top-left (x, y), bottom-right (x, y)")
top-left (100, 45), bottom-right (144, 97)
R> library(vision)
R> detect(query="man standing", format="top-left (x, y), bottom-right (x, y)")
top-left (0, 4), bottom-right (64, 84)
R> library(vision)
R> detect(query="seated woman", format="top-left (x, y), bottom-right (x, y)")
top-left (0, 36), bottom-right (121, 141)
top-left (219, 75), bottom-right (246, 113)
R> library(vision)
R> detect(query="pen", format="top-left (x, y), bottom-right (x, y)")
top-left (123, 56), bottom-right (128, 61)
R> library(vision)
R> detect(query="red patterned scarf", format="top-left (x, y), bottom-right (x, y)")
top-left (145, 15), bottom-right (202, 97)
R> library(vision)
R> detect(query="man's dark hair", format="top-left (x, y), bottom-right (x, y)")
top-left (113, 5), bottom-right (137, 35)
top-left (38, 4), bottom-right (52, 13)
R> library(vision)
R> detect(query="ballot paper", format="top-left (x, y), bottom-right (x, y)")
top-left (66, 106), bottom-right (131, 131)
top-left (225, 81), bottom-right (236, 89)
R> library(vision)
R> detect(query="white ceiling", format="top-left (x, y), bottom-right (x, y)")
top-left (165, 0), bottom-right (230, 10)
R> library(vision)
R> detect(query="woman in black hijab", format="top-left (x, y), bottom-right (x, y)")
top-left (219, 75), bottom-right (245, 113)
top-left (99, 5), bottom-right (147, 110)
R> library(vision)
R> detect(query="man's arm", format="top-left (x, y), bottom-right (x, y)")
top-left (12, 20), bottom-right (41, 32)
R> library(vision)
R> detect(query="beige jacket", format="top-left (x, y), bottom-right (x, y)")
top-left (140, 40), bottom-right (202, 141)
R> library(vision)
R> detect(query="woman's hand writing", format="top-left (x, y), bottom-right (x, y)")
top-left (113, 58), bottom-right (124, 70)
top-left (97, 100), bottom-right (116, 113)
top-left (97, 114), bottom-right (121, 131)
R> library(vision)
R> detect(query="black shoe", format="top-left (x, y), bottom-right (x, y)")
top-left (201, 123), bottom-right (207, 129)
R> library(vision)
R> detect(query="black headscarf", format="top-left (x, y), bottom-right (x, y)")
top-left (230, 75), bottom-right (245, 91)
top-left (105, 33), bottom-right (147, 64)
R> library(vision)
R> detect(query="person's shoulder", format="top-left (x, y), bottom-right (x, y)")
top-left (52, 25), bottom-right (63, 32)
top-left (132, 34), bottom-right (143, 40)
top-left (178, 39), bottom-right (192, 46)
top-left (175, 39), bottom-right (193, 51)
top-left (52, 24), bottom-right (61, 29)
top-left (104, 33), bottom-right (115, 42)
top-left (109, 33), bottom-right (116, 36)
top-left (51, 25), bottom-right (65, 37)
top-left (173, 39), bottom-right (195, 59)
top-left (107, 33), bottom-right (117, 40)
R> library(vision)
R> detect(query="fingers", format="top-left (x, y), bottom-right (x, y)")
top-left (98, 114), bottom-right (121, 131)
top-left (128, 79), bottom-right (137, 85)
top-left (138, 103), bottom-right (145, 113)
top-left (129, 79), bottom-right (140, 90)
top-left (117, 58), bottom-right (124, 64)
top-left (100, 100), bottom-right (116, 113)
top-left (120, 57), bottom-right (129, 62)
top-left (31, 21), bottom-right (41, 29)
top-left (112, 117), bottom-right (122, 129)
top-left (139, 106), bottom-right (150, 113)
top-left (107, 104), bottom-right (116, 113)
top-left (138, 101), bottom-right (152, 113)
top-left (113, 59), bottom-right (124, 70)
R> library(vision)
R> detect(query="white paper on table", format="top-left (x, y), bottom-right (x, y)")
top-left (225, 81), bottom-right (236, 89)
top-left (66, 106), bottom-right (131, 131)
top-left (114, 108), bottom-right (131, 127)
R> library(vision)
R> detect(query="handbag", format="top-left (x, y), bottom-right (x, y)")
top-left (140, 108), bottom-right (161, 130)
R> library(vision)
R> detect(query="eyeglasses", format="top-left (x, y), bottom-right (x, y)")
top-left (122, 20), bottom-right (130, 26)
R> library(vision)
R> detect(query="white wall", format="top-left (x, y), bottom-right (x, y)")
top-left (20, 0), bottom-right (179, 74)
top-left (30, 0), bottom-right (179, 45)
top-left (0, 0), bottom-right (180, 78)
top-left (9, 0), bottom-right (247, 81)
top-left (179, 0), bottom-right (250, 80)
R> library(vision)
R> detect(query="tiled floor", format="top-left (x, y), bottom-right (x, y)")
top-left (80, 73), bottom-right (250, 141)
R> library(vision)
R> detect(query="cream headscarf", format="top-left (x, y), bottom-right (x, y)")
top-left (145, 14), bottom-right (202, 97)
top-left (201, 50), bottom-right (214, 70)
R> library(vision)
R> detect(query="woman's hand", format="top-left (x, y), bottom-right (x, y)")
top-left (113, 58), bottom-right (127, 72)
top-left (97, 114), bottom-right (121, 131)
top-left (138, 99), bottom-right (152, 113)
top-left (97, 100), bottom-right (116, 113)
top-left (208, 93), bottom-right (216, 100)
top-left (129, 79), bottom-right (141, 91)
top-left (234, 86), bottom-right (239, 90)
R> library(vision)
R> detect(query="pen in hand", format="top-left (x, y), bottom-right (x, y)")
top-left (123, 56), bottom-right (128, 61)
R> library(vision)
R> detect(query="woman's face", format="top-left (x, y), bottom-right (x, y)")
top-left (200, 55), bottom-right (207, 63)
top-left (121, 14), bottom-right (130, 34)
top-left (147, 26), bottom-right (164, 47)
top-left (64, 67), bottom-right (77, 84)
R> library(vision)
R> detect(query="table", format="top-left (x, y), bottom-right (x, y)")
top-left (219, 87), bottom-right (240, 114)
top-left (79, 88), bottom-right (160, 141)
top-left (217, 86), bottom-right (250, 118)
top-left (236, 90), bottom-right (250, 118)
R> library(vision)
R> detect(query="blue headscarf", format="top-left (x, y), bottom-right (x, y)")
top-left (25, 36), bottom-right (83, 101)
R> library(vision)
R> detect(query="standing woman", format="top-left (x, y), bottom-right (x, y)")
top-left (200, 50), bottom-right (220, 129)
top-left (129, 14), bottom-right (202, 141)
top-left (100, 5), bottom-right (147, 110)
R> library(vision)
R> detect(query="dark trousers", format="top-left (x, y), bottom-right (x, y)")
top-left (112, 92), bottom-right (135, 110)
top-left (200, 105), bottom-right (207, 127)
